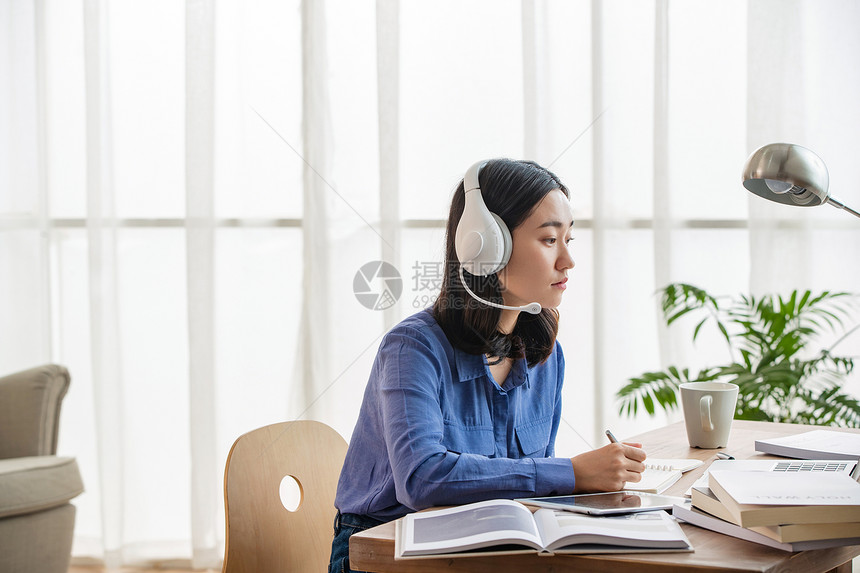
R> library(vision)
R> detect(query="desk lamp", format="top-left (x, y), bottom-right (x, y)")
top-left (742, 143), bottom-right (860, 219)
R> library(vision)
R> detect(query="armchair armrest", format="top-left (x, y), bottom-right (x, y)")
top-left (0, 365), bottom-right (70, 459)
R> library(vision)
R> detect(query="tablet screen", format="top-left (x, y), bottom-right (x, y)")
top-left (516, 491), bottom-right (688, 515)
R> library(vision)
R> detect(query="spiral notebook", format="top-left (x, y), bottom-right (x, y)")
top-left (624, 459), bottom-right (703, 494)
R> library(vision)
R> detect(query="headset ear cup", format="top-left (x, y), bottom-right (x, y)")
top-left (457, 211), bottom-right (511, 276)
top-left (490, 212), bottom-right (512, 273)
top-left (455, 160), bottom-right (514, 276)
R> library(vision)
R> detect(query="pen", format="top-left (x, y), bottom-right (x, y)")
top-left (605, 429), bottom-right (619, 444)
top-left (716, 452), bottom-right (735, 460)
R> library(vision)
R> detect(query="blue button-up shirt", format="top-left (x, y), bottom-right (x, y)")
top-left (335, 309), bottom-right (575, 521)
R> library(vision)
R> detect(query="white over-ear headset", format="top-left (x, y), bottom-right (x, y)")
top-left (454, 160), bottom-right (541, 315)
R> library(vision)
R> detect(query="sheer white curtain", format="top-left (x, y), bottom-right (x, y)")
top-left (1, 0), bottom-right (858, 567)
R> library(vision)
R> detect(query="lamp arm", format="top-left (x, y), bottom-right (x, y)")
top-left (825, 196), bottom-right (860, 219)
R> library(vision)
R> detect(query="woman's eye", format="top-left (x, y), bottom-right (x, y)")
top-left (565, 237), bottom-right (575, 245)
top-left (544, 238), bottom-right (557, 245)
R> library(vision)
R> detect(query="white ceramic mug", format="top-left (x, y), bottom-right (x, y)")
top-left (680, 381), bottom-right (739, 448)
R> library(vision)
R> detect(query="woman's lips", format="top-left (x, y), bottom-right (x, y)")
top-left (552, 277), bottom-right (568, 289)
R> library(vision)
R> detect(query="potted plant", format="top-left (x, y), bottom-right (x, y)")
top-left (616, 283), bottom-right (860, 427)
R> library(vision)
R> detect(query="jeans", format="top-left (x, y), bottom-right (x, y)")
top-left (328, 511), bottom-right (387, 573)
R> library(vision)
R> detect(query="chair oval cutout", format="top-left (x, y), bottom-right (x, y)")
top-left (279, 475), bottom-right (303, 512)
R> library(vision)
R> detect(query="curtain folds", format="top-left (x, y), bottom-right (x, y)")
top-left (588, 0), bottom-right (608, 442)
top-left (376, 0), bottom-right (401, 333)
top-left (0, 0), bottom-right (857, 568)
top-left (83, 0), bottom-right (124, 565)
top-left (298, 0), bottom-right (333, 424)
top-left (185, 0), bottom-right (219, 567)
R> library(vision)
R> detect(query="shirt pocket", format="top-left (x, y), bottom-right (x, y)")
top-left (515, 416), bottom-right (553, 457)
top-left (442, 421), bottom-right (496, 456)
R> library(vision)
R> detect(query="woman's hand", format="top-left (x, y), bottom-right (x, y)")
top-left (569, 442), bottom-right (646, 493)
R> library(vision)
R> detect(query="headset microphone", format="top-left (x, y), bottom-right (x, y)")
top-left (454, 160), bottom-right (542, 315)
top-left (458, 267), bottom-right (542, 315)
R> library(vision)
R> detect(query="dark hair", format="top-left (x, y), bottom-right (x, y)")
top-left (432, 159), bottom-right (570, 367)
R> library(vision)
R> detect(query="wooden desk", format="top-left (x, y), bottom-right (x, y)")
top-left (349, 420), bottom-right (860, 573)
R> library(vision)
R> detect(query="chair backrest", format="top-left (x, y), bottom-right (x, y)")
top-left (0, 364), bottom-right (70, 459)
top-left (222, 420), bottom-right (348, 573)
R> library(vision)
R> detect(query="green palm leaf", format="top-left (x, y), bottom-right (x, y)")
top-left (616, 283), bottom-right (860, 428)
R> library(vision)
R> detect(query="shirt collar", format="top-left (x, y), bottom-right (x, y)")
top-left (453, 347), bottom-right (485, 382)
top-left (453, 346), bottom-right (529, 390)
top-left (504, 357), bottom-right (528, 391)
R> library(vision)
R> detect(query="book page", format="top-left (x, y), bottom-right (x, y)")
top-left (533, 509), bottom-right (691, 552)
top-left (400, 499), bottom-right (544, 556)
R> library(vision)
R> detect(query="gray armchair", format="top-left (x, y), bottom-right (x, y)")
top-left (0, 364), bottom-right (84, 573)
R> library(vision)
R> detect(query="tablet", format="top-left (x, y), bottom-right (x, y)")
top-left (516, 491), bottom-right (689, 515)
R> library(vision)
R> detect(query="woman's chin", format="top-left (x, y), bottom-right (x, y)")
top-left (544, 292), bottom-right (566, 310)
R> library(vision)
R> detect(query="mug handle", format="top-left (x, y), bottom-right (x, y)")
top-left (700, 395), bottom-right (714, 432)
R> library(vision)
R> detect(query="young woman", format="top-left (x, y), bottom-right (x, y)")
top-left (328, 159), bottom-right (645, 573)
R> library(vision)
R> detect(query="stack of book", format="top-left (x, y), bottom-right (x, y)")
top-left (673, 463), bottom-right (860, 551)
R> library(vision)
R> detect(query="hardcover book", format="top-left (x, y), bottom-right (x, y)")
top-left (673, 504), bottom-right (860, 552)
top-left (691, 486), bottom-right (860, 542)
top-left (707, 470), bottom-right (860, 527)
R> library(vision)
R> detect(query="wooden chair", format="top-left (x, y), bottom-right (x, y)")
top-left (222, 420), bottom-right (348, 573)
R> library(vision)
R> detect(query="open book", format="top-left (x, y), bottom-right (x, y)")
top-left (395, 499), bottom-right (692, 559)
top-left (625, 458), bottom-right (704, 494)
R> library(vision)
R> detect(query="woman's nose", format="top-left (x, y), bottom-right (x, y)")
top-left (558, 247), bottom-right (575, 270)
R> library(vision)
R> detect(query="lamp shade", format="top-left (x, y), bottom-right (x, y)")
top-left (742, 143), bottom-right (830, 207)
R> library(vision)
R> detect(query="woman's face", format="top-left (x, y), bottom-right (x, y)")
top-left (498, 189), bottom-right (575, 310)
